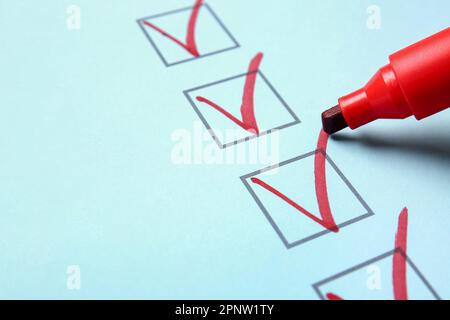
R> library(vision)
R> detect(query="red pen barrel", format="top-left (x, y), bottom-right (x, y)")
top-left (339, 27), bottom-right (450, 130)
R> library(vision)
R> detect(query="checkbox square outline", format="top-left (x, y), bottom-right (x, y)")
top-left (183, 70), bottom-right (301, 149)
top-left (312, 248), bottom-right (441, 300)
top-left (240, 149), bottom-right (374, 249)
top-left (136, 3), bottom-right (240, 67)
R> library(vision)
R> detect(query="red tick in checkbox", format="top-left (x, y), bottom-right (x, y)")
top-left (184, 53), bottom-right (300, 149)
top-left (196, 52), bottom-right (263, 135)
top-left (137, 0), bottom-right (239, 67)
top-left (241, 130), bottom-right (373, 248)
top-left (143, 0), bottom-right (202, 57)
top-left (314, 208), bottom-right (440, 300)
top-left (250, 130), bottom-right (339, 232)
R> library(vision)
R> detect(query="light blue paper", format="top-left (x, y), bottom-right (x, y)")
top-left (0, 0), bottom-right (449, 299)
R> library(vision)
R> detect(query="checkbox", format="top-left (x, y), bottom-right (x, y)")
top-left (137, 1), bottom-right (239, 67)
top-left (184, 53), bottom-right (300, 149)
top-left (313, 249), bottom-right (441, 300)
top-left (240, 150), bottom-right (374, 249)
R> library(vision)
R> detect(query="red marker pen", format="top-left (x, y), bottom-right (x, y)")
top-left (322, 27), bottom-right (450, 134)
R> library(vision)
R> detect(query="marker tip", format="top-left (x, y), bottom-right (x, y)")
top-left (321, 105), bottom-right (348, 135)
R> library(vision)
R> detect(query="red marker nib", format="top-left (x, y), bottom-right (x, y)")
top-left (321, 105), bottom-right (349, 135)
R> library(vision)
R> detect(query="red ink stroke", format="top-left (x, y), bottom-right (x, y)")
top-left (315, 129), bottom-right (338, 231)
top-left (326, 293), bottom-right (343, 300)
top-left (143, 0), bottom-right (203, 57)
top-left (326, 207), bottom-right (409, 300)
top-left (196, 52), bottom-right (263, 135)
top-left (250, 129), bottom-right (339, 232)
top-left (393, 207), bottom-right (408, 300)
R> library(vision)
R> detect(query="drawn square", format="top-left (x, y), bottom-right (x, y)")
top-left (240, 150), bottom-right (374, 249)
top-left (184, 70), bottom-right (300, 149)
top-left (137, 3), bottom-right (240, 67)
top-left (313, 249), bottom-right (441, 300)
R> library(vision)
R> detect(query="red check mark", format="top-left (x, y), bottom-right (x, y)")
top-left (251, 130), bottom-right (339, 232)
top-left (196, 52), bottom-right (263, 135)
top-left (326, 207), bottom-right (409, 300)
top-left (143, 0), bottom-right (203, 57)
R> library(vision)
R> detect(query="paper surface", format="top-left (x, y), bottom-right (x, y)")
top-left (0, 0), bottom-right (449, 299)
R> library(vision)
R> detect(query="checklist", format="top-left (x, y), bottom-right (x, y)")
top-left (3, 0), bottom-right (446, 300)
top-left (133, 0), bottom-right (445, 300)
